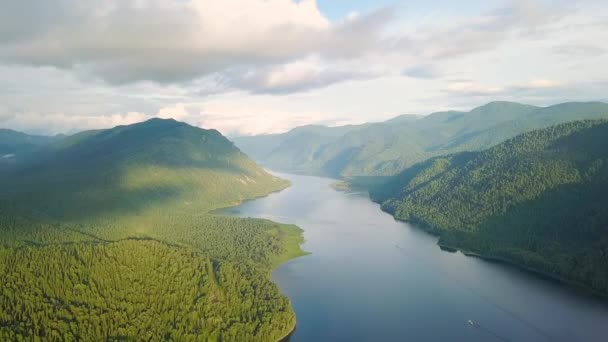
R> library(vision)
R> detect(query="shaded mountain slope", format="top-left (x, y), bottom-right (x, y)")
top-left (0, 119), bottom-right (304, 341)
top-left (371, 120), bottom-right (608, 295)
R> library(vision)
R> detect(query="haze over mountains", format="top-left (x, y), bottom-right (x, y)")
top-left (234, 101), bottom-right (608, 296)
top-left (234, 101), bottom-right (608, 179)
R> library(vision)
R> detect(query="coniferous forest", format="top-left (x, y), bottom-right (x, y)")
top-left (371, 120), bottom-right (608, 295)
top-left (0, 119), bottom-right (306, 341)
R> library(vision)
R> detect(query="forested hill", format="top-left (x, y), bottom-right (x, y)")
top-left (370, 120), bottom-right (608, 295)
top-left (2, 118), bottom-right (287, 217)
top-left (0, 118), bottom-right (305, 341)
top-left (233, 101), bottom-right (608, 178)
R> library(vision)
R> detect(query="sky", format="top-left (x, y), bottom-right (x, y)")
top-left (0, 0), bottom-right (607, 136)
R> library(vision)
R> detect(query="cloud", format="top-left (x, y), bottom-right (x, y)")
top-left (402, 65), bottom-right (441, 79)
top-left (1, 111), bottom-right (149, 135)
top-left (222, 57), bottom-right (380, 94)
top-left (552, 43), bottom-right (606, 59)
top-left (396, 0), bottom-right (571, 60)
top-left (0, 0), bottom-right (390, 89)
top-left (1, 0), bottom-right (606, 136)
top-left (0, 0), bottom-right (585, 96)
top-left (196, 104), bottom-right (357, 136)
top-left (445, 81), bottom-right (503, 96)
top-left (147, 102), bottom-right (359, 136)
top-left (443, 78), bottom-right (563, 97)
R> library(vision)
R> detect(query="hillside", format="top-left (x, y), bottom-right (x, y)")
top-left (0, 129), bottom-right (58, 167)
top-left (234, 123), bottom-right (371, 174)
top-left (234, 101), bottom-right (608, 178)
top-left (370, 120), bottom-right (608, 295)
top-left (0, 119), bottom-right (305, 341)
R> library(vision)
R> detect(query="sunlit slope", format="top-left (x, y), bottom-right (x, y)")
top-left (3, 118), bottom-right (287, 217)
top-left (235, 101), bottom-right (608, 177)
top-left (0, 118), bottom-right (304, 341)
top-left (371, 120), bottom-right (608, 295)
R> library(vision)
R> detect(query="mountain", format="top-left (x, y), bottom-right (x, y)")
top-left (0, 129), bottom-right (58, 166)
top-left (234, 123), bottom-right (372, 174)
top-left (0, 119), bottom-right (305, 341)
top-left (370, 120), bottom-right (608, 295)
top-left (234, 101), bottom-right (608, 178)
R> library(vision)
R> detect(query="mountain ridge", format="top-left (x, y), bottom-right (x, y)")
top-left (0, 118), bottom-right (305, 341)
top-left (370, 119), bottom-right (608, 295)
top-left (233, 101), bottom-right (608, 178)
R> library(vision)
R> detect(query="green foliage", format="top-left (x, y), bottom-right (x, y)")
top-left (0, 119), bottom-right (305, 341)
top-left (371, 120), bottom-right (608, 295)
top-left (0, 240), bottom-right (295, 341)
top-left (235, 101), bottom-right (608, 177)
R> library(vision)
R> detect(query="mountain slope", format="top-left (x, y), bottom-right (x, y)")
top-left (234, 123), bottom-right (371, 174)
top-left (234, 101), bottom-right (608, 178)
top-left (0, 129), bottom-right (58, 167)
top-left (2, 118), bottom-right (287, 219)
top-left (0, 119), bottom-right (305, 341)
top-left (0, 128), bottom-right (57, 154)
top-left (371, 120), bottom-right (608, 295)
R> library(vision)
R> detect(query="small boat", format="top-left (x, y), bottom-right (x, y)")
top-left (468, 320), bottom-right (476, 326)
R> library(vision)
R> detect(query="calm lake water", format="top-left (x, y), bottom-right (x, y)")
top-left (220, 172), bottom-right (608, 341)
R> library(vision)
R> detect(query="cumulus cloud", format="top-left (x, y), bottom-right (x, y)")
top-left (0, 0), bottom-right (389, 90)
top-left (0, 0), bottom-right (572, 94)
top-left (0, 0), bottom-right (606, 135)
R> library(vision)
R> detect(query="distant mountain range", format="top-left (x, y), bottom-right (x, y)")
top-left (234, 101), bottom-right (608, 178)
top-left (0, 129), bottom-right (61, 165)
top-left (234, 100), bottom-right (608, 296)
top-left (370, 120), bottom-right (608, 295)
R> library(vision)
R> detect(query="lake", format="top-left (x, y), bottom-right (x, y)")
top-left (220, 172), bottom-right (608, 341)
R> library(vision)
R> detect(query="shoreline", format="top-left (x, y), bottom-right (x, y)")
top-left (208, 178), bottom-right (291, 215)
top-left (438, 243), bottom-right (608, 300)
top-left (214, 177), bottom-right (308, 342)
top-left (366, 193), bottom-right (608, 300)
top-left (277, 321), bottom-right (296, 342)
top-left (309, 176), bottom-right (608, 301)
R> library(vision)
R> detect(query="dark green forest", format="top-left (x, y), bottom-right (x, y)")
top-left (371, 120), bottom-right (608, 295)
top-left (0, 119), bottom-right (305, 341)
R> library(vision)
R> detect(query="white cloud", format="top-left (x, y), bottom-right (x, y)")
top-left (1, 112), bottom-right (149, 135)
top-left (0, 0), bottom-right (607, 135)
top-left (156, 103), bottom-right (191, 122)
top-left (0, 0), bottom-right (388, 91)
top-left (147, 102), bottom-right (358, 136)
top-left (524, 79), bottom-right (562, 89)
top-left (222, 56), bottom-right (381, 94)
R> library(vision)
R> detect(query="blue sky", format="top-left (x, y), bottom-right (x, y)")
top-left (0, 0), bottom-right (607, 135)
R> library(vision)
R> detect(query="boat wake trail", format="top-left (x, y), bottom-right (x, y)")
top-left (469, 320), bottom-right (510, 342)
top-left (393, 244), bottom-right (556, 341)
